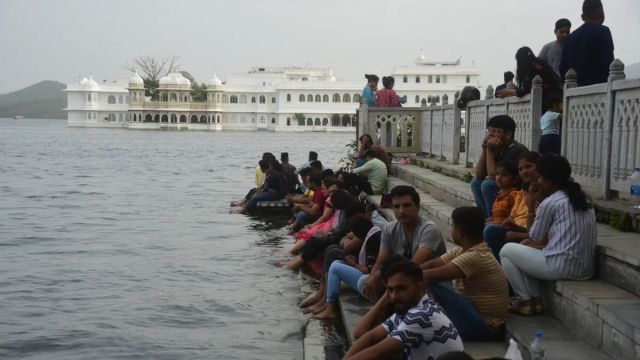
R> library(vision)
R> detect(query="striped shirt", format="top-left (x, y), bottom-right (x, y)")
top-left (383, 295), bottom-right (463, 360)
top-left (529, 190), bottom-right (597, 279)
top-left (441, 243), bottom-right (509, 329)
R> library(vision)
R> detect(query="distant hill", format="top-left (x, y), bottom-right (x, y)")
top-left (0, 80), bottom-right (66, 119)
top-left (627, 62), bottom-right (640, 79)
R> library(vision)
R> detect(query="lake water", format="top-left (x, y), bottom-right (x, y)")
top-left (0, 119), bottom-right (353, 360)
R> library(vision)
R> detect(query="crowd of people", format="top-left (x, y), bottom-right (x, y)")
top-left (495, 0), bottom-right (614, 155)
top-left (230, 2), bottom-right (607, 359)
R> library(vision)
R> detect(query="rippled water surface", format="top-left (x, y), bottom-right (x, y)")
top-left (0, 119), bottom-right (353, 359)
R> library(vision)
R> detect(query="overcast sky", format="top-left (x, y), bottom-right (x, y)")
top-left (1, 0), bottom-right (639, 94)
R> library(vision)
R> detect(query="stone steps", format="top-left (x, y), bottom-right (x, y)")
top-left (387, 163), bottom-right (640, 358)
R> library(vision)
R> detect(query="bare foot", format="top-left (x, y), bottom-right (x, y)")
top-left (284, 256), bottom-right (304, 270)
top-left (300, 291), bottom-right (322, 308)
top-left (312, 303), bottom-right (338, 319)
top-left (311, 302), bottom-right (328, 315)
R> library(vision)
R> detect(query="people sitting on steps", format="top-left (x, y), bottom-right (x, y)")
top-left (483, 151), bottom-right (541, 260)
top-left (242, 159), bottom-right (286, 214)
top-left (471, 115), bottom-right (528, 219)
top-left (500, 154), bottom-right (597, 316)
top-left (353, 149), bottom-right (389, 195)
top-left (421, 207), bottom-right (509, 341)
top-left (361, 185), bottom-right (446, 302)
top-left (353, 134), bottom-right (392, 172)
top-left (289, 174), bottom-right (326, 233)
top-left (344, 259), bottom-right (463, 360)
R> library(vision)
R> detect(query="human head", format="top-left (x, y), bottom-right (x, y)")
top-left (382, 76), bottom-right (395, 89)
top-left (546, 91), bottom-right (563, 113)
top-left (503, 71), bottom-right (515, 84)
top-left (348, 214), bottom-right (373, 241)
top-left (515, 46), bottom-right (537, 85)
top-left (554, 18), bottom-right (572, 43)
top-left (365, 74), bottom-right (379, 88)
top-left (280, 152), bottom-right (289, 163)
top-left (364, 149), bottom-right (376, 160)
top-left (359, 134), bottom-right (373, 147)
top-left (495, 160), bottom-right (520, 190)
top-left (321, 178), bottom-right (339, 197)
top-left (330, 189), bottom-right (354, 210)
top-left (389, 185), bottom-right (421, 225)
top-left (310, 160), bottom-right (323, 174)
top-left (518, 151), bottom-right (540, 183)
top-left (383, 260), bottom-right (425, 315)
top-left (322, 169), bottom-right (335, 183)
top-left (262, 152), bottom-right (275, 163)
top-left (308, 173), bottom-right (323, 190)
top-left (582, 0), bottom-right (604, 24)
top-left (536, 154), bottom-right (591, 210)
top-left (364, 230), bottom-right (382, 257)
top-left (486, 115), bottom-right (516, 143)
top-left (308, 151), bottom-right (318, 161)
top-left (258, 159), bottom-right (269, 173)
top-left (450, 206), bottom-right (484, 245)
top-left (344, 200), bottom-right (366, 219)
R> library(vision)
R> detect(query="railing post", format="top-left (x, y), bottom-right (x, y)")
top-left (442, 94), bottom-right (449, 106)
top-left (360, 104), bottom-right (368, 139)
top-left (530, 75), bottom-right (543, 152)
top-left (452, 100), bottom-right (462, 165)
top-left (561, 69), bottom-right (578, 157)
top-left (603, 59), bottom-right (626, 199)
top-left (485, 85), bottom-right (494, 100)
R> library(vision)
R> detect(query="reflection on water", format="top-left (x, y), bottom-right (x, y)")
top-left (0, 119), bottom-right (352, 359)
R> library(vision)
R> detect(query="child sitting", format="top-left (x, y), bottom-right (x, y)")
top-left (489, 160), bottom-right (521, 225)
top-left (538, 92), bottom-right (563, 154)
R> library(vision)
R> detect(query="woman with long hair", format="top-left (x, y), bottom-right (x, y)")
top-left (500, 154), bottom-right (596, 315)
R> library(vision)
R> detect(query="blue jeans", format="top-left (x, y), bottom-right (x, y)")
top-left (326, 261), bottom-right (366, 302)
top-left (295, 211), bottom-right (318, 227)
top-left (484, 224), bottom-right (507, 261)
top-left (355, 158), bottom-right (366, 167)
top-left (470, 177), bottom-right (498, 218)
top-left (245, 192), bottom-right (280, 213)
top-left (430, 283), bottom-right (497, 341)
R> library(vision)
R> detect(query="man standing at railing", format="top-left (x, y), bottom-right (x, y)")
top-left (471, 115), bottom-right (528, 219)
top-left (559, 0), bottom-right (614, 86)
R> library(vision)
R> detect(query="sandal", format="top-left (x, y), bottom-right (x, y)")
top-left (509, 299), bottom-right (534, 316)
top-left (532, 297), bottom-right (544, 314)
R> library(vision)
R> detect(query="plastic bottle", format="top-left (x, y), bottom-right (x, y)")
top-left (529, 331), bottom-right (546, 360)
top-left (630, 167), bottom-right (640, 209)
top-left (504, 338), bottom-right (523, 360)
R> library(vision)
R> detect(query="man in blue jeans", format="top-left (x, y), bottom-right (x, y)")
top-left (471, 115), bottom-right (527, 218)
top-left (421, 207), bottom-right (509, 341)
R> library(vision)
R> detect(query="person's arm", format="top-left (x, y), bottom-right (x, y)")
top-left (528, 196), bottom-right (553, 243)
top-left (599, 27), bottom-right (615, 78)
top-left (474, 136), bottom-right (489, 179)
top-left (420, 256), bottom-right (445, 270)
top-left (423, 262), bottom-right (466, 285)
top-left (345, 330), bottom-right (404, 360)
top-left (362, 248), bottom-right (390, 299)
top-left (485, 138), bottom-right (500, 179)
top-left (410, 248), bottom-right (433, 266)
top-left (352, 292), bottom-right (391, 340)
top-left (305, 206), bottom-right (334, 228)
top-left (353, 160), bottom-right (373, 175)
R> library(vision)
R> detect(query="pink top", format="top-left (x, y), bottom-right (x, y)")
top-left (376, 88), bottom-right (400, 107)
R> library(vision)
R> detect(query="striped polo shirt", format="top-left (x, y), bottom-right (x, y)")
top-left (529, 190), bottom-right (597, 279)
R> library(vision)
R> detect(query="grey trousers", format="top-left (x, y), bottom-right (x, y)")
top-left (500, 243), bottom-right (564, 300)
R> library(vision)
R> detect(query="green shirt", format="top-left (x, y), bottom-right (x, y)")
top-left (353, 157), bottom-right (388, 195)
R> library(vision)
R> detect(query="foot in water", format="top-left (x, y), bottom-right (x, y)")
top-left (299, 290), bottom-right (322, 308)
top-left (284, 256), bottom-right (304, 270)
top-left (312, 302), bottom-right (338, 319)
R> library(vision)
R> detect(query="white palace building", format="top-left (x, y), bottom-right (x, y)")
top-left (64, 54), bottom-right (481, 131)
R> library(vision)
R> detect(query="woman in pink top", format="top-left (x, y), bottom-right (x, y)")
top-left (375, 76), bottom-right (401, 107)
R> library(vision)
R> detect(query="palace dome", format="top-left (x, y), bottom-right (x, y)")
top-left (159, 72), bottom-right (191, 89)
top-left (207, 71), bottom-right (222, 87)
top-left (80, 75), bottom-right (99, 90)
top-left (128, 71), bottom-right (144, 87)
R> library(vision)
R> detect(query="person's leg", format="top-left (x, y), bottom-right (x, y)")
top-left (480, 178), bottom-right (498, 218)
top-left (295, 211), bottom-right (318, 229)
top-left (471, 177), bottom-right (488, 218)
top-left (483, 224), bottom-right (508, 261)
top-left (245, 192), bottom-right (277, 213)
top-left (500, 243), bottom-right (564, 300)
top-left (430, 283), bottom-right (495, 341)
top-left (326, 261), bottom-right (365, 302)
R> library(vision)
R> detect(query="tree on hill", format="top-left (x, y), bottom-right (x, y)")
top-left (125, 55), bottom-right (179, 101)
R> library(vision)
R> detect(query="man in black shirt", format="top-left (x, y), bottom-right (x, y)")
top-left (471, 115), bottom-right (528, 219)
top-left (559, 0), bottom-right (614, 86)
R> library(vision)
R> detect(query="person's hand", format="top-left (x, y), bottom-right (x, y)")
top-left (496, 88), bottom-right (516, 98)
top-left (292, 204), bottom-right (301, 212)
top-left (528, 182), bottom-right (544, 205)
top-left (506, 231), bottom-right (521, 241)
top-left (302, 224), bottom-right (311, 230)
top-left (502, 217), bottom-right (515, 227)
top-left (486, 136), bottom-right (502, 150)
top-left (363, 273), bottom-right (381, 299)
top-left (344, 255), bottom-right (357, 267)
top-left (481, 135), bottom-right (490, 149)
top-left (285, 194), bottom-right (292, 201)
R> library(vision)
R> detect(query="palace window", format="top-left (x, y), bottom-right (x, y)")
top-left (332, 93), bottom-right (341, 102)
top-left (307, 94), bottom-right (313, 102)
top-left (222, 95), bottom-right (228, 103)
top-left (251, 96), bottom-right (256, 103)
top-left (442, 75), bottom-right (447, 83)
top-left (286, 94), bottom-right (291, 102)
top-left (118, 95), bottom-right (123, 104)
top-left (436, 75), bottom-right (441, 83)
top-left (428, 75), bottom-right (433, 83)
top-left (259, 95), bottom-right (266, 104)
top-left (403, 76), bottom-right (407, 83)
top-left (343, 94), bottom-right (351, 102)
top-left (415, 76), bottom-right (420, 83)
top-left (315, 94), bottom-right (321, 102)
top-left (240, 95), bottom-right (247, 104)
top-left (323, 94), bottom-right (329, 102)
top-left (353, 94), bottom-right (360, 103)
top-left (466, 75), bottom-right (471, 83)
top-left (271, 97), bottom-right (276, 104)
top-left (108, 95), bottom-right (116, 104)
top-left (230, 95), bottom-right (238, 104)
top-left (415, 95), bottom-right (420, 103)
top-left (299, 94), bottom-right (305, 102)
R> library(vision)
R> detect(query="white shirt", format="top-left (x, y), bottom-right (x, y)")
top-left (383, 295), bottom-right (464, 360)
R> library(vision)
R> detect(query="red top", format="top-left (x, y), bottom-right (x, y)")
top-left (376, 88), bottom-right (400, 107)
top-left (312, 189), bottom-right (327, 210)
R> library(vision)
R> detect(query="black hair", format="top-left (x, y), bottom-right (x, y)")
top-left (323, 178), bottom-right (338, 189)
top-left (258, 159), bottom-right (269, 170)
top-left (380, 254), bottom-right (406, 280)
top-left (555, 18), bottom-right (572, 31)
top-left (310, 160), bottom-right (323, 170)
top-left (308, 173), bottom-right (322, 186)
top-left (262, 152), bottom-right (274, 161)
top-left (382, 76), bottom-right (395, 89)
top-left (365, 74), bottom-right (379, 82)
top-left (331, 189), bottom-right (355, 210)
top-left (364, 149), bottom-right (376, 159)
top-left (382, 260), bottom-right (423, 284)
top-left (504, 71), bottom-right (515, 83)
top-left (436, 352), bottom-right (475, 360)
top-left (389, 185), bottom-right (420, 205)
top-left (280, 152), bottom-right (289, 162)
top-left (496, 160), bottom-right (519, 178)
top-left (348, 214), bottom-right (373, 241)
top-left (269, 159), bottom-right (283, 173)
top-left (545, 91), bottom-right (563, 110)
top-left (365, 231), bottom-right (382, 255)
top-left (309, 151), bottom-right (318, 161)
top-left (299, 167), bottom-right (313, 177)
top-left (518, 150), bottom-right (540, 164)
top-left (359, 134), bottom-right (373, 143)
top-left (344, 200), bottom-right (366, 219)
top-left (536, 154), bottom-right (591, 211)
top-left (451, 207), bottom-right (485, 241)
top-left (582, 0), bottom-right (603, 16)
top-left (487, 114), bottom-right (517, 134)
top-left (322, 169), bottom-right (335, 178)
top-left (515, 46), bottom-right (540, 92)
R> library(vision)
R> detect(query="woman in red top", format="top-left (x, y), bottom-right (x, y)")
top-left (375, 76), bottom-right (401, 107)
